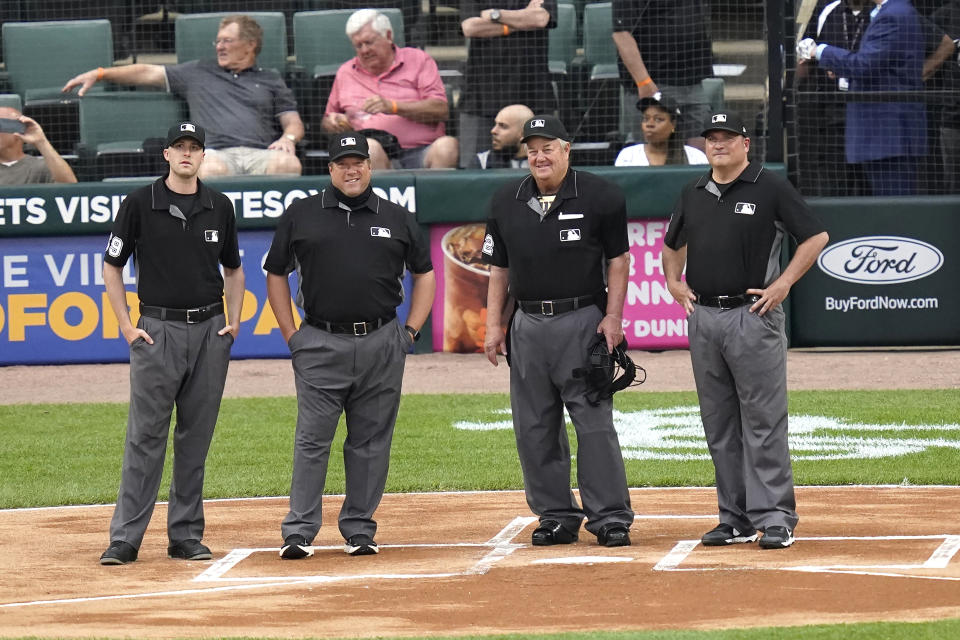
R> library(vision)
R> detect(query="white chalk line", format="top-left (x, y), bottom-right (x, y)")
top-left (654, 534), bottom-right (960, 582)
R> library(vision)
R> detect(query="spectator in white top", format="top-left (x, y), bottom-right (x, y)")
top-left (614, 94), bottom-right (708, 167)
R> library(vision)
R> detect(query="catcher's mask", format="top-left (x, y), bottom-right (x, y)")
top-left (572, 335), bottom-right (646, 406)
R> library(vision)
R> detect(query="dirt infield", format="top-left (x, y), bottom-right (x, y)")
top-left (1, 348), bottom-right (959, 404)
top-left (2, 487), bottom-right (960, 638)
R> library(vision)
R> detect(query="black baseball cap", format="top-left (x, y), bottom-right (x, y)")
top-left (328, 134), bottom-right (370, 161)
top-left (520, 114), bottom-right (570, 143)
top-left (166, 121), bottom-right (205, 148)
top-left (636, 92), bottom-right (680, 118)
top-left (701, 112), bottom-right (748, 137)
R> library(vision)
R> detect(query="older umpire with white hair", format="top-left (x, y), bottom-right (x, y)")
top-left (322, 8), bottom-right (458, 169)
top-left (481, 115), bottom-right (634, 548)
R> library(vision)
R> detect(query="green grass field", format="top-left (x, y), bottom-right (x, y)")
top-left (2, 388), bottom-right (959, 639)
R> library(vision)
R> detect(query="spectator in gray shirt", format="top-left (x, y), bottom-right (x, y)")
top-left (62, 15), bottom-right (304, 178)
top-left (0, 107), bottom-right (77, 185)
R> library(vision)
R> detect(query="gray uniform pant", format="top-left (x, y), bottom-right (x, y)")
top-left (281, 320), bottom-right (411, 542)
top-left (109, 313), bottom-right (233, 548)
top-left (509, 305), bottom-right (634, 536)
top-left (688, 303), bottom-right (798, 532)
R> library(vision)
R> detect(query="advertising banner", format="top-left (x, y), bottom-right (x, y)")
top-left (0, 230), bottom-right (413, 365)
top-left (790, 198), bottom-right (960, 347)
top-left (429, 220), bottom-right (689, 353)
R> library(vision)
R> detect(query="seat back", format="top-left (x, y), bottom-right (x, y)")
top-left (79, 92), bottom-right (187, 148)
top-left (548, 3), bottom-right (576, 75)
top-left (0, 94), bottom-right (23, 112)
top-left (175, 12), bottom-right (288, 74)
top-left (2, 20), bottom-right (113, 101)
top-left (582, 2), bottom-right (618, 80)
top-left (293, 8), bottom-right (405, 79)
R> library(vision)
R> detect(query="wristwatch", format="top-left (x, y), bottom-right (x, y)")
top-left (284, 133), bottom-right (297, 143)
top-left (405, 325), bottom-right (421, 341)
top-left (489, 9), bottom-right (502, 22)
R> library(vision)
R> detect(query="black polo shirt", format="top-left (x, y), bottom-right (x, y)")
top-left (612, 0), bottom-right (712, 87)
top-left (663, 162), bottom-right (825, 298)
top-left (104, 175), bottom-right (241, 308)
top-left (459, 0), bottom-right (557, 117)
top-left (263, 189), bottom-right (432, 322)
top-left (481, 170), bottom-right (628, 300)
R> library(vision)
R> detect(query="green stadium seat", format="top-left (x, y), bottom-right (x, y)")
top-left (0, 94), bottom-right (23, 112)
top-left (292, 8), bottom-right (405, 80)
top-left (548, 3), bottom-right (577, 76)
top-left (175, 12), bottom-right (289, 74)
top-left (582, 2), bottom-right (617, 81)
top-left (77, 92), bottom-right (187, 180)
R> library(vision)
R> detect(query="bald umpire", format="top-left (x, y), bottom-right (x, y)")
top-left (662, 112), bottom-right (828, 550)
top-left (482, 115), bottom-right (634, 548)
top-left (99, 121), bottom-right (245, 565)
top-left (265, 134), bottom-right (435, 559)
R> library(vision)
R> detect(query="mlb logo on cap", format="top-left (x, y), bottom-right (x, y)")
top-left (701, 111), bottom-right (748, 137)
top-left (341, 136), bottom-right (357, 146)
top-left (329, 134), bottom-right (370, 161)
top-left (521, 114), bottom-right (571, 143)
top-left (165, 121), bottom-right (205, 148)
top-left (712, 114), bottom-right (727, 123)
top-left (531, 119), bottom-right (545, 128)
top-left (180, 123), bottom-right (197, 133)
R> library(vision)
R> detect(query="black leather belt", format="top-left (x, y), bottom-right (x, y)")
top-left (518, 294), bottom-right (598, 316)
top-left (695, 294), bottom-right (761, 310)
top-left (139, 302), bottom-right (223, 323)
top-left (304, 314), bottom-right (395, 336)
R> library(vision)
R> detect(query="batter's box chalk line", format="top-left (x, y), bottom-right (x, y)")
top-left (655, 534), bottom-right (960, 582)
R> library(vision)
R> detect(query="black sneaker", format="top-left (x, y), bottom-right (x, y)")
top-left (345, 534), bottom-right (379, 556)
top-left (759, 526), bottom-right (795, 549)
top-left (100, 540), bottom-right (138, 565)
top-left (597, 523), bottom-right (631, 547)
top-left (280, 534), bottom-right (313, 559)
top-left (167, 539), bottom-right (212, 560)
top-left (531, 519), bottom-right (579, 546)
top-left (701, 523), bottom-right (759, 546)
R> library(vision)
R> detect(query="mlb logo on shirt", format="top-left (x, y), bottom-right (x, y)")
top-left (531, 119), bottom-right (545, 128)
top-left (560, 228), bottom-right (581, 242)
top-left (734, 202), bottom-right (756, 215)
top-left (370, 227), bottom-right (392, 238)
top-left (712, 114), bottom-right (728, 123)
top-left (204, 229), bottom-right (219, 242)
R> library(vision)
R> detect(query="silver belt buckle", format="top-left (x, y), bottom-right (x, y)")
top-left (186, 308), bottom-right (202, 323)
top-left (716, 295), bottom-right (737, 310)
top-left (541, 300), bottom-right (554, 316)
top-left (353, 322), bottom-right (368, 336)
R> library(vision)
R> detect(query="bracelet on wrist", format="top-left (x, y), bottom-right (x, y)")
top-left (636, 76), bottom-right (653, 88)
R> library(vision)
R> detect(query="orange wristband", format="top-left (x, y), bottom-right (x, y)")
top-left (502, 24), bottom-right (510, 36)
top-left (96, 67), bottom-right (105, 81)
top-left (390, 100), bottom-right (398, 114)
top-left (636, 77), bottom-right (653, 88)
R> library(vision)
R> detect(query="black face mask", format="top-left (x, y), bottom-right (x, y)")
top-left (572, 335), bottom-right (646, 406)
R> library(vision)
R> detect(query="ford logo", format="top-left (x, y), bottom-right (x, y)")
top-left (818, 236), bottom-right (943, 284)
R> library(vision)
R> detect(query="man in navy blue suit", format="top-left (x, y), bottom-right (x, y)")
top-left (798, 0), bottom-right (927, 196)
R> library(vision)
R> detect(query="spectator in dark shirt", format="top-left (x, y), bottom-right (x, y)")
top-left (470, 103), bottom-right (533, 169)
top-left (63, 15), bottom-right (304, 178)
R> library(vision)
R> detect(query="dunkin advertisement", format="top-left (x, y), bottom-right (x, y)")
top-left (429, 220), bottom-right (690, 353)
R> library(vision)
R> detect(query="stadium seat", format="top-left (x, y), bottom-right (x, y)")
top-left (582, 2), bottom-right (617, 82)
top-left (175, 12), bottom-right (289, 74)
top-left (292, 8), bottom-right (405, 81)
top-left (2, 20), bottom-right (115, 155)
top-left (77, 92), bottom-right (187, 180)
top-left (0, 94), bottom-right (22, 112)
top-left (548, 3), bottom-right (577, 76)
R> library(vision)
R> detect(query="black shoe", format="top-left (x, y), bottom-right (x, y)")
top-left (344, 534), bottom-right (379, 556)
top-left (759, 526), bottom-right (795, 549)
top-left (701, 523), bottom-right (759, 547)
top-left (167, 539), bottom-right (212, 560)
top-left (531, 519), bottom-right (579, 546)
top-left (100, 540), bottom-right (138, 565)
top-left (280, 534), bottom-right (313, 559)
top-left (597, 523), bottom-right (631, 547)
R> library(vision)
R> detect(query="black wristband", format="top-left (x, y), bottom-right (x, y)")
top-left (404, 324), bottom-right (421, 341)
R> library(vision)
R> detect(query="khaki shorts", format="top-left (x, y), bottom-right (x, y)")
top-left (204, 146), bottom-right (283, 175)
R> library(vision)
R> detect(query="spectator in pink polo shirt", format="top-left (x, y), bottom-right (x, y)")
top-left (322, 9), bottom-right (459, 169)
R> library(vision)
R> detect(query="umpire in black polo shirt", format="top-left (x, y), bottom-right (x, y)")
top-left (99, 121), bottom-right (246, 565)
top-left (662, 112), bottom-right (828, 550)
top-left (481, 115), bottom-right (634, 548)
top-left (264, 134), bottom-right (435, 559)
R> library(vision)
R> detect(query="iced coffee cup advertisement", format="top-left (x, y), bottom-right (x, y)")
top-left (429, 220), bottom-right (690, 353)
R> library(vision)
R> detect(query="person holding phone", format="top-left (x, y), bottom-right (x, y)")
top-left (0, 107), bottom-right (77, 184)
